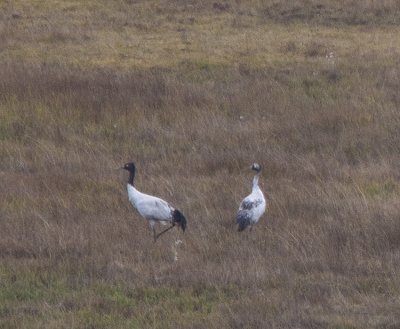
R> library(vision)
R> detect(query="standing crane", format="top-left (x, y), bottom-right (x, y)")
top-left (236, 163), bottom-right (266, 232)
top-left (122, 162), bottom-right (187, 241)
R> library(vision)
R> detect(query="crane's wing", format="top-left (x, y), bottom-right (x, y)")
top-left (135, 195), bottom-right (174, 224)
top-left (236, 197), bottom-right (263, 231)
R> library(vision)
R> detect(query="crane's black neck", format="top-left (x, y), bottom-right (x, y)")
top-left (127, 169), bottom-right (135, 186)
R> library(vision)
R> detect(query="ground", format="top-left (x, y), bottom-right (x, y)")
top-left (1, 1), bottom-right (400, 328)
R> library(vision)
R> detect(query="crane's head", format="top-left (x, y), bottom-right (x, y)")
top-left (251, 163), bottom-right (261, 173)
top-left (122, 162), bottom-right (135, 172)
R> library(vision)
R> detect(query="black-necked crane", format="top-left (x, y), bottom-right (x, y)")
top-left (236, 163), bottom-right (266, 232)
top-left (122, 162), bottom-right (187, 241)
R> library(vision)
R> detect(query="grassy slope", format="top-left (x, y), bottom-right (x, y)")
top-left (2, 0), bottom-right (400, 68)
top-left (1, 1), bottom-right (400, 328)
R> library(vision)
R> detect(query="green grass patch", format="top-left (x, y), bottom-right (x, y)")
top-left (363, 180), bottom-right (399, 198)
top-left (0, 268), bottom-right (230, 329)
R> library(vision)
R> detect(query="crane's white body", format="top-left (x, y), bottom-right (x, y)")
top-left (236, 173), bottom-right (266, 231)
top-left (127, 184), bottom-right (174, 228)
top-left (122, 162), bottom-right (187, 241)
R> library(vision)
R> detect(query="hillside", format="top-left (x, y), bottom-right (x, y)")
top-left (1, 1), bottom-right (400, 328)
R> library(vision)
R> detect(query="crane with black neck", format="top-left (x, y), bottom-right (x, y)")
top-left (122, 162), bottom-right (187, 241)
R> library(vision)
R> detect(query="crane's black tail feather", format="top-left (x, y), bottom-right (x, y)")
top-left (237, 215), bottom-right (250, 232)
top-left (173, 209), bottom-right (187, 232)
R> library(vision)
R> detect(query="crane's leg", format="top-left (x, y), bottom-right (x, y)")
top-left (152, 227), bottom-right (157, 242)
top-left (155, 224), bottom-right (175, 240)
top-left (149, 221), bottom-right (157, 242)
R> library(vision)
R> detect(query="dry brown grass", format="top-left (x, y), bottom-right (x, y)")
top-left (1, 0), bottom-right (400, 69)
top-left (1, 1), bottom-right (400, 328)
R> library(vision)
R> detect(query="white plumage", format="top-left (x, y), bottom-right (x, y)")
top-left (127, 185), bottom-right (172, 225)
top-left (236, 163), bottom-right (266, 232)
top-left (122, 162), bottom-right (187, 241)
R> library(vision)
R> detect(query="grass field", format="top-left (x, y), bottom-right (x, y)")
top-left (1, 1), bottom-right (400, 328)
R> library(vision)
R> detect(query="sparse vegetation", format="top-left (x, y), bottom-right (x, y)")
top-left (1, 0), bottom-right (400, 328)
